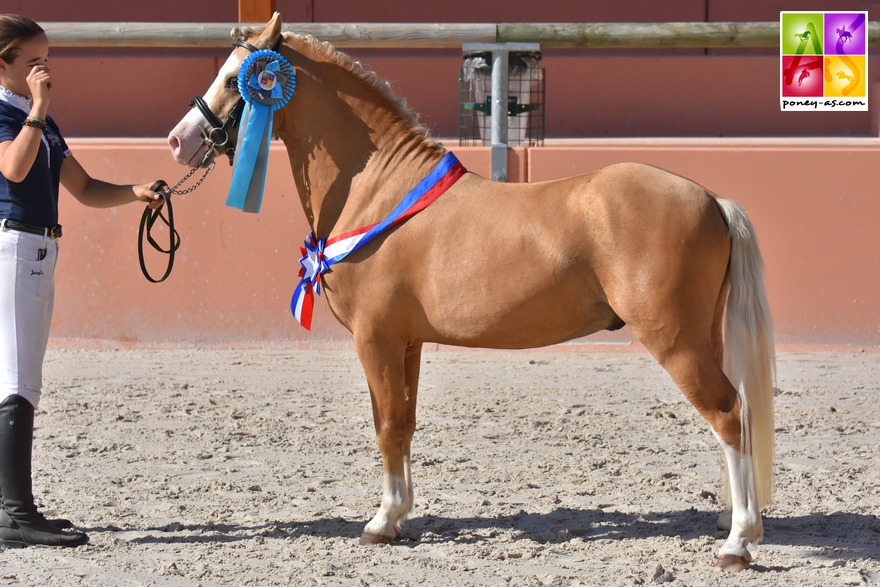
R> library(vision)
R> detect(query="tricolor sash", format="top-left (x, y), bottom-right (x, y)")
top-left (291, 151), bottom-right (467, 330)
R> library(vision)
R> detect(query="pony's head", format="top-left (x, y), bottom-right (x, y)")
top-left (167, 13), bottom-right (284, 167)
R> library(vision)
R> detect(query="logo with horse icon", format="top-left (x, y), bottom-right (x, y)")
top-left (780, 11), bottom-right (867, 106)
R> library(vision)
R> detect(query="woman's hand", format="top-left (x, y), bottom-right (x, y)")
top-left (26, 65), bottom-right (51, 113)
top-left (134, 182), bottom-right (167, 210)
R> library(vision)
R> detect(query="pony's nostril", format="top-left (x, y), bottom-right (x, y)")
top-left (168, 135), bottom-right (180, 154)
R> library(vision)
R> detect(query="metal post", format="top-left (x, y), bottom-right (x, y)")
top-left (490, 50), bottom-right (509, 182)
top-left (462, 42), bottom-right (540, 182)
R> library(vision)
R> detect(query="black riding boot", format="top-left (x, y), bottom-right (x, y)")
top-left (0, 501), bottom-right (73, 530)
top-left (0, 395), bottom-right (88, 547)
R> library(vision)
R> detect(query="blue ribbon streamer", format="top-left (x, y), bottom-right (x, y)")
top-left (227, 102), bottom-right (271, 213)
top-left (226, 51), bottom-right (295, 214)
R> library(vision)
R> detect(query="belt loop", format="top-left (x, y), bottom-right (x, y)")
top-left (0, 219), bottom-right (6, 231)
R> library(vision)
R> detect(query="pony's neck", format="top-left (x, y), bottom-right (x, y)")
top-left (275, 45), bottom-right (445, 239)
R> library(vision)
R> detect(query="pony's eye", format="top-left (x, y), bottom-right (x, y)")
top-left (225, 77), bottom-right (239, 91)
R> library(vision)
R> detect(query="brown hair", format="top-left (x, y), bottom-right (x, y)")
top-left (0, 14), bottom-right (44, 64)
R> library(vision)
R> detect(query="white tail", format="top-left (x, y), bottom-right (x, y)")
top-left (714, 197), bottom-right (776, 508)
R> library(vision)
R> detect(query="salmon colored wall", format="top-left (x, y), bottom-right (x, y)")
top-left (52, 139), bottom-right (879, 347)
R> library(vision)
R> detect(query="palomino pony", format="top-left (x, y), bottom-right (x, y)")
top-left (168, 14), bottom-right (775, 572)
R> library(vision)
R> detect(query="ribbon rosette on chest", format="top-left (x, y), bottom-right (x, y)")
top-left (226, 49), bottom-right (296, 214)
top-left (291, 233), bottom-right (330, 331)
top-left (299, 234), bottom-right (330, 298)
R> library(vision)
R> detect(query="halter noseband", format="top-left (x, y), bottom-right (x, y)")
top-left (189, 38), bottom-right (281, 166)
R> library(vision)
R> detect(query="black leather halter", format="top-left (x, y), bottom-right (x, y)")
top-left (189, 37), bottom-right (281, 165)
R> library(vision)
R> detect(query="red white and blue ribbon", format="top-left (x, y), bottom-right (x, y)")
top-left (291, 151), bottom-right (467, 330)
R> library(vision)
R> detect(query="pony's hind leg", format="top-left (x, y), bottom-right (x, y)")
top-left (712, 423), bottom-right (763, 572)
top-left (355, 336), bottom-right (421, 545)
top-left (650, 343), bottom-right (764, 572)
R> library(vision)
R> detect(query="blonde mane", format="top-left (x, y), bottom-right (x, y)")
top-left (232, 27), bottom-right (444, 153)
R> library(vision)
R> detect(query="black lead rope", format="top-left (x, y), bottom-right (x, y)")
top-left (137, 161), bottom-right (215, 283)
top-left (138, 180), bottom-right (180, 283)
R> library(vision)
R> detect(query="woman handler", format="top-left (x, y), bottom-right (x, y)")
top-left (0, 14), bottom-right (165, 547)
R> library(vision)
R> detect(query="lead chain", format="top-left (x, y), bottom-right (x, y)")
top-left (166, 160), bottom-right (216, 196)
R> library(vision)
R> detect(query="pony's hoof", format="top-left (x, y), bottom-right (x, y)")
top-left (358, 532), bottom-right (394, 545)
top-left (714, 554), bottom-right (750, 572)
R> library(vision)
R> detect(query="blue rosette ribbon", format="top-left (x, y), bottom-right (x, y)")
top-left (226, 49), bottom-right (295, 214)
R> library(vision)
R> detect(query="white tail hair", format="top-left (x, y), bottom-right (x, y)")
top-left (714, 197), bottom-right (776, 508)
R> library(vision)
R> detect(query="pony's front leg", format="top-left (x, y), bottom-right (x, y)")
top-left (355, 337), bottom-right (422, 545)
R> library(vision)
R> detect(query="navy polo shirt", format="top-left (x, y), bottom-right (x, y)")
top-left (0, 101), bottom-right (70, 228)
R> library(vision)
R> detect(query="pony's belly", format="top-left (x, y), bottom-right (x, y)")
top-left (425, 297), bottom-right (620, 350)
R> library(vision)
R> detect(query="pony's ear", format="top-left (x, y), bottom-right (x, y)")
top-left (261, 12), bottom-right (283, 49)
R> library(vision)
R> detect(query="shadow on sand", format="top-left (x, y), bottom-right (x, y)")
top-left (115, 507), bottom-right (880, 564)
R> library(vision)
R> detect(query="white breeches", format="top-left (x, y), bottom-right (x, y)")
top-left (0, 229), bottom-right (57, 409)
